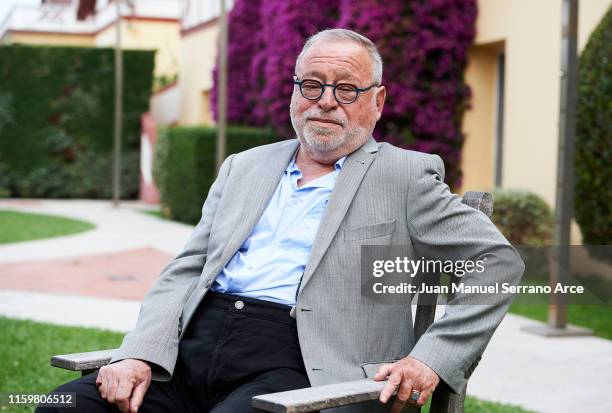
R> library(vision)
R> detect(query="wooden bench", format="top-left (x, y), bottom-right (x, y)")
top-left (51, 191), bottom-right (493, 413)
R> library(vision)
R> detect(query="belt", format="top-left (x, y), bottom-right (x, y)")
top-left (202, 291), bottom-right (298, 323)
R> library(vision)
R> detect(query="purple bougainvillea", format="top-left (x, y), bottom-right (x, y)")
top-left (212, 0), bottom-right (477, 188)
top-left (257, 0), bottom-right (339, 136)
top-left (402, 0), bottom-right (477, 187)
top-left (210, 0), bottom-right (263, 125)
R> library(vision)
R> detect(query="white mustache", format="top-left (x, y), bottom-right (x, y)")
top-left (303, 109), bottom-right (345, 127)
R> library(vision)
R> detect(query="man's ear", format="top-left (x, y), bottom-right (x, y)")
top-left (375, 86), bottom-right (386, 121)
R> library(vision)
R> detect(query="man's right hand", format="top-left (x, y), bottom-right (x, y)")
top-left (95, 358), bottom-right (152, 413)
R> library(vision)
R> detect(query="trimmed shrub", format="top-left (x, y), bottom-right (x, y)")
top-left (153, 126), bottom-right (278, 224)
top-left (0, 44), bottom-right (154, 199)
top-left (575, 5), bottom-right (612, 247)
top-left (491, 189), bottom-right (554, 246)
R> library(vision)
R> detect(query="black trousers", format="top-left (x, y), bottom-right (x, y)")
top-left (37, 291), bottom-right (311, 412)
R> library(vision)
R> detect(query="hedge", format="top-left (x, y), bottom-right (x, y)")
top-left (153, 126), bottom-right (278, 224)
top-left (0, 44), bottom-right (155, 199)
top-left (575, 5), bottom-right (611, 249)
top-left (491, 189), bottom-right (554, 279)
top-left (491, 189), bottom-right (554, 247)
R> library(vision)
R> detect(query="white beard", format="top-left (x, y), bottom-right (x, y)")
top-left (290, 100), bottom-right (369, 155)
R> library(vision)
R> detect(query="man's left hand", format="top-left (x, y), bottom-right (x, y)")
top-left (374, 356), bottom-right (440, 412)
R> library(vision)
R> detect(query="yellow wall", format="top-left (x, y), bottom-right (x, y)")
top-left (2, 32), bottom-right (94, 46)
top-left (200, 90), bottom-right (213, 125)
top-left (179, 23), bottom-right (219, 125)
top-left (95, 19), bottom-right (181, 79)
top-left (461, 42), bottom-right (501, 193)
top-left (461, 0), bottom-right (611, 209)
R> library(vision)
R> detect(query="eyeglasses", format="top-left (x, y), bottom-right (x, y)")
top-left (293, 76), bottom-right (378, 104)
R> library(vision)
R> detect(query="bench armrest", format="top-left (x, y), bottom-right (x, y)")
top-left (252, 378), bottom-right (387, 413)
top-left (51, 354), bottom-right (388, 412)
top-left (51, 349), bottom-right (117, 372)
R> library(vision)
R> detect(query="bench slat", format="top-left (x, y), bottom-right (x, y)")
top-left (251, 379), bottom-right (387, 413)
top-left (51, 349), bottom-right (117, 371)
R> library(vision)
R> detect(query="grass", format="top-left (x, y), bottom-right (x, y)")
top-left (0, 316), bottom-right (124, 412)
top-left (419, 396), bottom-right (535, 412)
top-left (502, 268), bottom-right (612, 339)
top-left (0, 317), bottom-right (536, 413)
top-left (142, 209), bottom-right (164, 219)
top-left (510, 303), bottom-right (612, 340)
top-left (462, 398), bottom-right (535, 412)
top-left (0, 210), bottom-right (95, 244)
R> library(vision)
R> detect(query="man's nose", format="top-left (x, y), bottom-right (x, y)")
top-left (317, 85), bottom-right (338, 111)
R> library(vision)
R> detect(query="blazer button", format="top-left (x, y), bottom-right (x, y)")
top-left (234, 300), bottom-right (245, 310)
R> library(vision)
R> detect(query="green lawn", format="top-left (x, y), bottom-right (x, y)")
top-left (503, 268), bottom-right (612, 339)
top-left (0, 317), bottom-right (534, 413)
top-left (0, 210), bottom-right (95, 244)
top-left (142, 209), bottom-right (164, 219)
top-left (461, 398), bottom-right (535, 413)
top-left (510, 303), bottom-right (612, 340)
top-left (419, 395), bottom-right (535, 413)
top-left (0, 317), bottom-right (123, 412)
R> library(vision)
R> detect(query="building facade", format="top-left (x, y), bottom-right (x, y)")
top-left (0, 0), bottom-right (182, 81)
top-left (461, 0), bottom-right (610, 209)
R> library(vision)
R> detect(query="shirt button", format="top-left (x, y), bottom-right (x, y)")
top-left (247, 264), bottom-right (253, 270)
top-left (234, 300), bottom-right (244, 310)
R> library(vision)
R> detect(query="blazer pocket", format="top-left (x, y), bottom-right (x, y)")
top-left (344, 220), bottom-right (396, 242)
top-left (360, 359), bottom-right (401, 378)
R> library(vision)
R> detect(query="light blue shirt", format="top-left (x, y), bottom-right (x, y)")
top-left (211, 154), bottom-right (346, 306)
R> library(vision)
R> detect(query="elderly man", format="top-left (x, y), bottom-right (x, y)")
top-left (39, 29), bottom-right (523, 413)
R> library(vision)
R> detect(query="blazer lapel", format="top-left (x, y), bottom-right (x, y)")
top-left (219, 139), bottom-right (299, 267)
top-left (297, 137), bottom-right (379, 297)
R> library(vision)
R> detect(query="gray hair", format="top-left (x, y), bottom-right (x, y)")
top-left (295, 28), bottom-right (383, 85)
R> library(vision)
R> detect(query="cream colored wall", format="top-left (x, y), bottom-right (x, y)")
top-left (178, 24), bottom-right (219, 126)
top-left (95, 19), bottom-right (181, 79)
top-left (2, 32), bottom-right (94, 46)
top-left (151, 83), bottom-right (180, 125)
top-left (461, 42), bottom-right (499, 193)
top-left (461, 0), bottom-right (611, 209)
top-left (200, 90), bottom-right (213, 125)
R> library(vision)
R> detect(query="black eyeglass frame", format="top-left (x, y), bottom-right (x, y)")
top-left (293, 76), bottom-right (379, 104)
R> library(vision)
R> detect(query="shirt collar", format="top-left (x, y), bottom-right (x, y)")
top-left (286, 154), bottom-right (347, 174)
top-left (334, 156), bottom-right (347, 170)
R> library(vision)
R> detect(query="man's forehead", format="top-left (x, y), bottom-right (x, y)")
top-left (297, 41), bottom-right (370, 81)
top-left (301, 68), bottom-right (358, 82)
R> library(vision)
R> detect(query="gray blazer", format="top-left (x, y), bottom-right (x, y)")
top-left (111, 137), bottom-right (524, 411)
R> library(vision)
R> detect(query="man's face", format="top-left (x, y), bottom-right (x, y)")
top-left (290, 40), bottom-right (386, 159)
